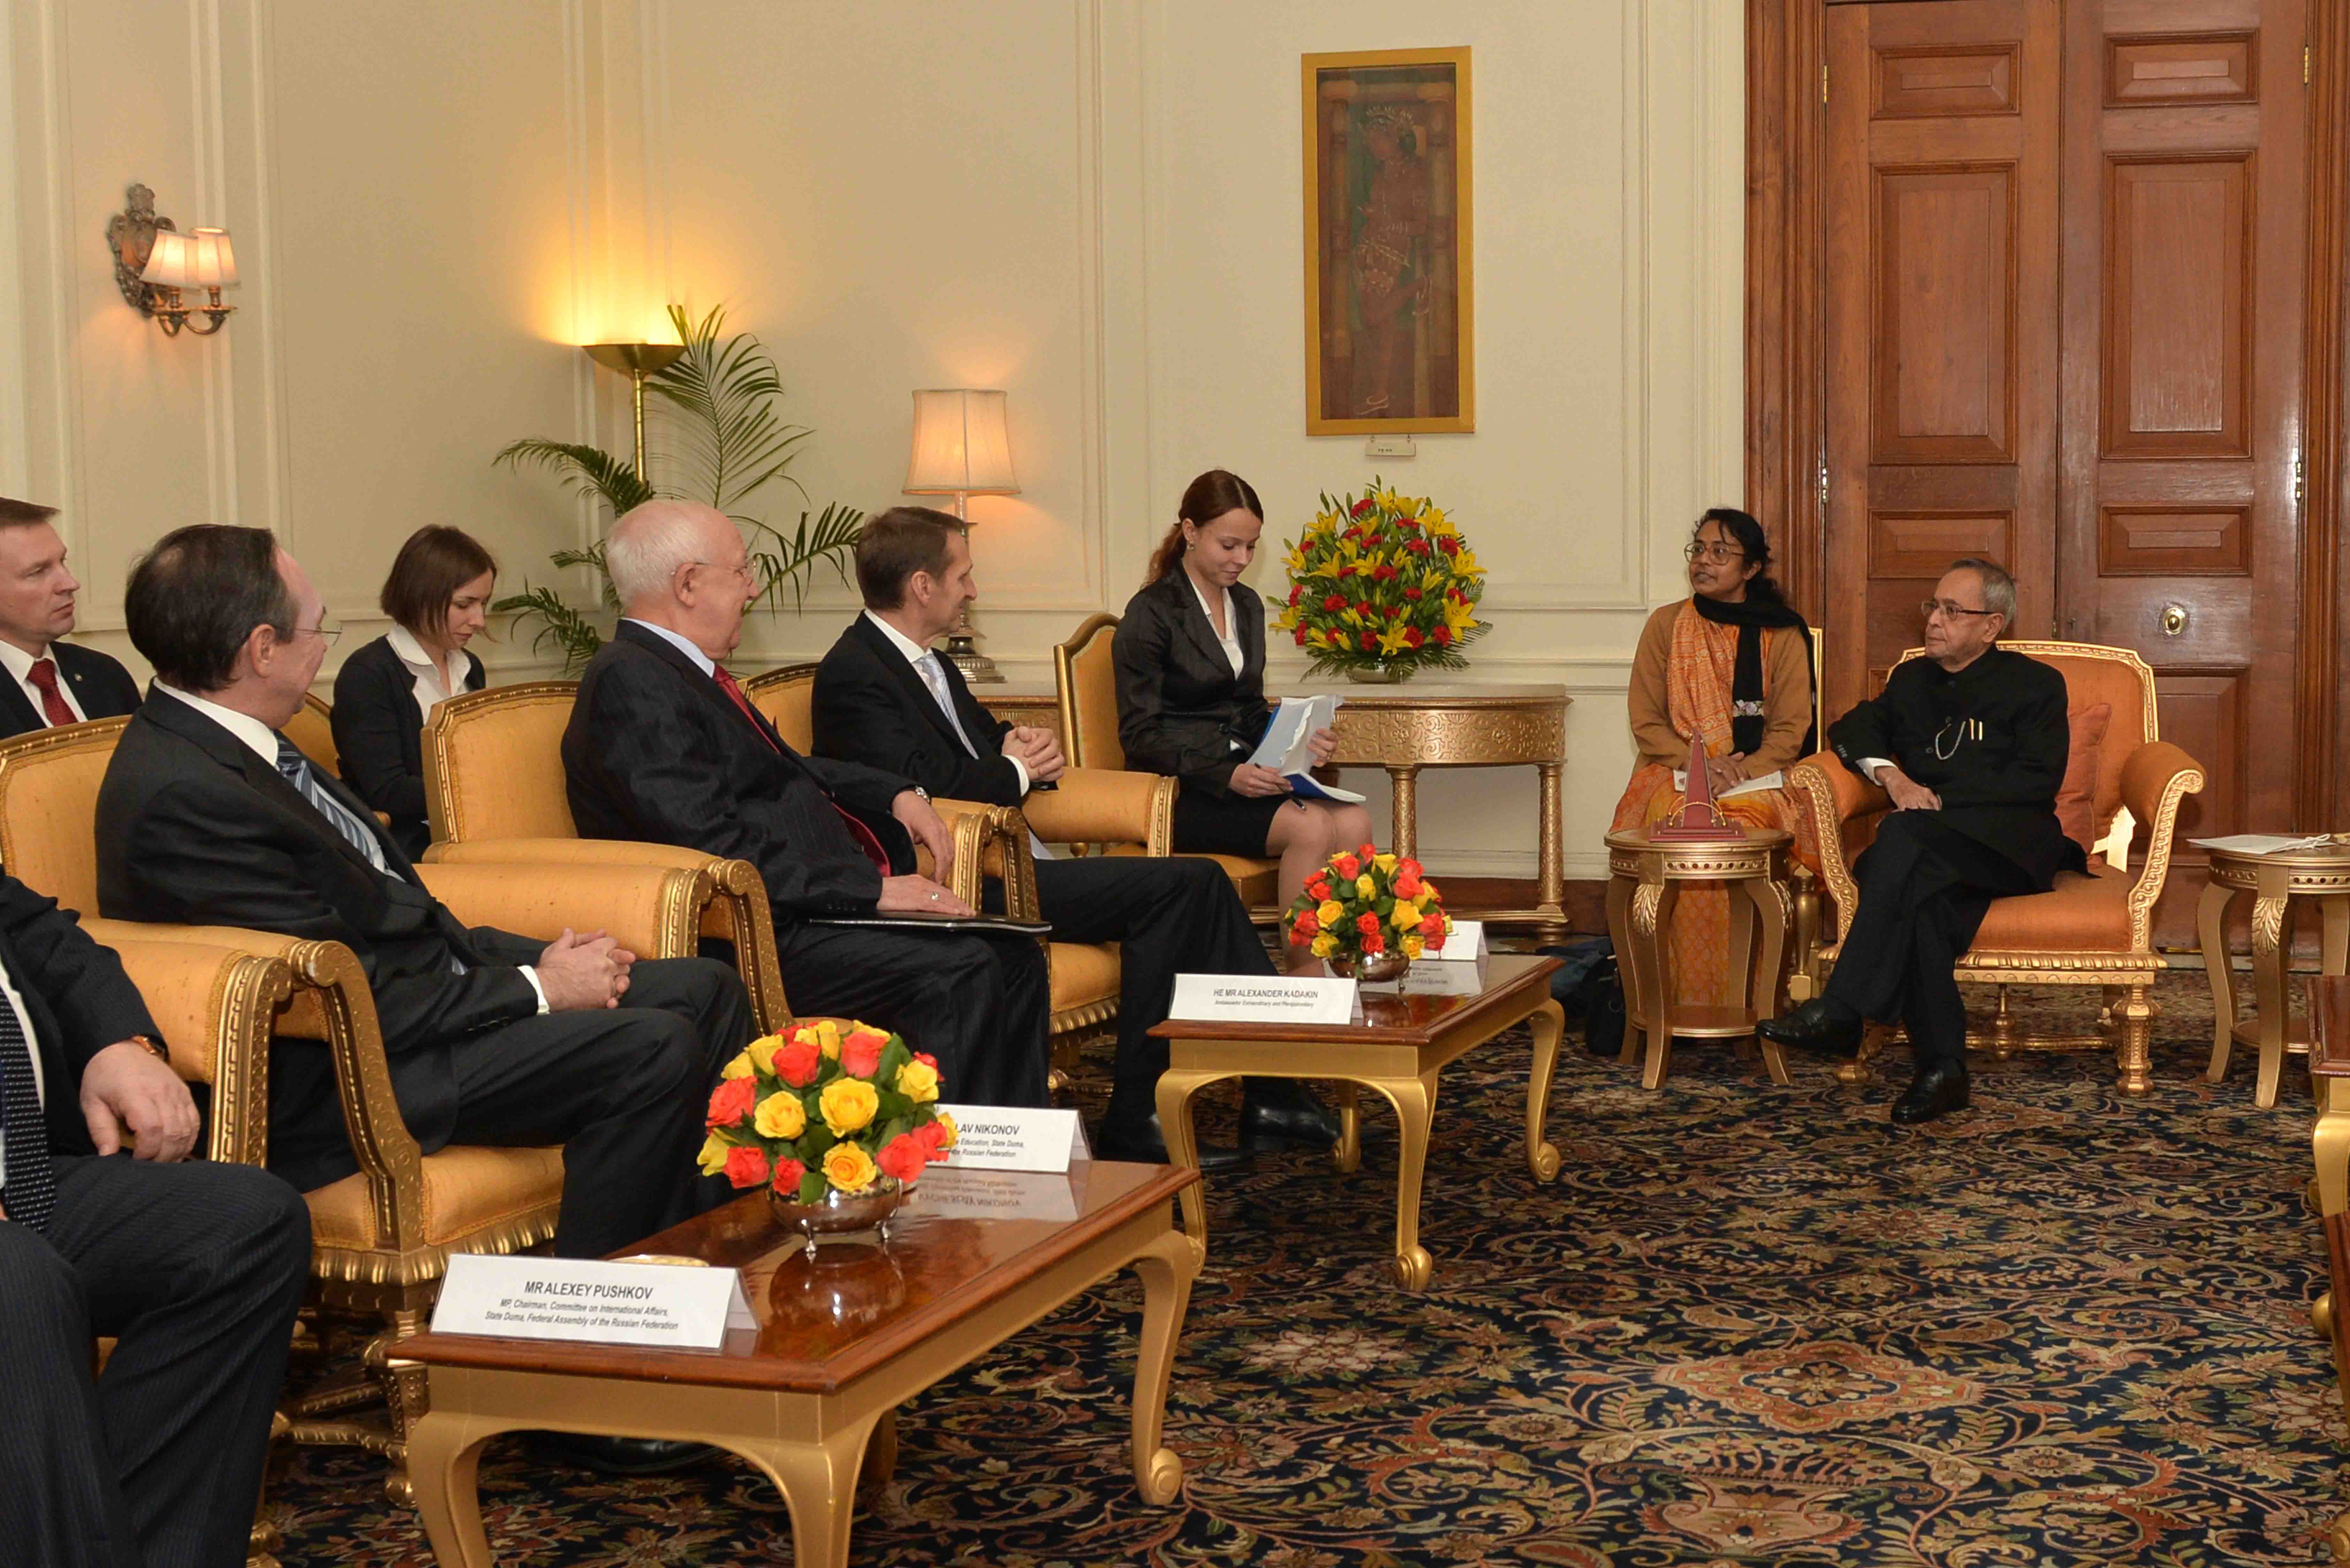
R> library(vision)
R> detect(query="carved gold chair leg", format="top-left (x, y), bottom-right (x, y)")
top-left (248, 1409), bottom-right (292, 1568)
top-left (1833, 1023), bottom-right (1885, 1086)
top-left (2113, 983), bottom-right (2158, 1096)
top-left (1985, 985), bottom-right (2021, 1062)
top-left (1789, 869), bottom-right (1821, 1004)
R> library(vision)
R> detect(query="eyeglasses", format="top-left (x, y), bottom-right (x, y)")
top-left (1920, 599), bottom-right (1998, 621)
top-left (1683, 541), bottom-right (1747, 564)
top-left (689, 559), bottom-right (756, 585)
top-left (293, 619), bottom-right (342, 646)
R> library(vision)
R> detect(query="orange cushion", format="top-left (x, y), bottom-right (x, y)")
top-left (304, 1144), bottom-right (565, 1252)
top-left (2056, 703), bottom-right (2112, 851)
top-left (1967, 861), bottom-right (2133, 953)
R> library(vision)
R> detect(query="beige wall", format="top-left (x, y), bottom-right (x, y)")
top-left (1, 0), bottom-right (1743, 882)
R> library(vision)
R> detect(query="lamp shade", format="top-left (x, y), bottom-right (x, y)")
top-left (904, 389), bottom-right (1019, 497)
top-left (139, 230), bottom-right (195, 288)
top-left (186, 228), bottom-right (237, 289)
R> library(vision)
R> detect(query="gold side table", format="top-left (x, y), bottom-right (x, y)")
top-left (1604, 827), bottom-right (1794, 1090)
top-left (2200, 840), bottom-right (2350, 1108)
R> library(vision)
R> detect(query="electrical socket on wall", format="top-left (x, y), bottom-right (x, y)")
top-left (1363, 434), bottom-right (1416, 459)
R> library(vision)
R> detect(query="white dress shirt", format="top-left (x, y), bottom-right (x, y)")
top-left (0, 638), bottom-right (86, 726)
top-left (386, 624), bottom-right (466, 724)
top-left (622, 617), bottom-right (718, 676)
top-left (0, 955), bottom-right (42, 1186)
top-left (152, 683), bottom-right (549, 1014)
top-left (1184, 573), bottom-right (1247, 677)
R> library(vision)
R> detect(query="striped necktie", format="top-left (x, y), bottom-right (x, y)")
top-left (274, 735), bottom-right (389, 872)
top-left (0, 984), bottom-right (55, 1231)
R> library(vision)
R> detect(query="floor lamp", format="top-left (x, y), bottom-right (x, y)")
top-left (904, 388), bottom-right (1019, 683)
top-left (585, 342), bottom-right (686, 479)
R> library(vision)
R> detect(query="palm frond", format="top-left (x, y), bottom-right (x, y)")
top-left (747, 503), bottom-right (865, 612)
top-left (493, 439), bottom-right (655, 516)
top-left (649, 304), bottom-right (813, 516)
top-left (491, 584), bottom-right (606, 672)
top-left (549, 541), bottom-right (620, 609)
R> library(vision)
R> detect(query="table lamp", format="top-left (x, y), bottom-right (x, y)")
top-left (904, 388), bottom-right (1018, 683)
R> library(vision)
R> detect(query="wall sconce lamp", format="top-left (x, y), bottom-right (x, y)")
top-left (105, 185), bottom-right (238, 336)
top-left (904, 388), bottom-right (1019, 684)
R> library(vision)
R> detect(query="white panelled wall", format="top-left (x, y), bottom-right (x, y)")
top-left (0, 0), bottom-right (1743, 884)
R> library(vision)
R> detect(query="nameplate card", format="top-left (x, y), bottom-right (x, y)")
top-left (914, 1166), bottom-right (1082, 1221)
top-left (429, 1254), bottom-right (754, 1350)
top-left (1169, 974), bottom-right (1358, 1026)
top-left (1396, 958), bottom-right (1488, 996)
top-left (934, 1103), bottom-right (1088, 1172)
top-left (1431, 919), bottom-right (1489, 961)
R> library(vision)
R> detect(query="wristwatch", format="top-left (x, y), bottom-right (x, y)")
top-left (126, 1033), bottom-right (166, 1063)
top-left (910, 786), bottom-right (931, 801)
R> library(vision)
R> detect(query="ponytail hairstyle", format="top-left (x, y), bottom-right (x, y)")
top-left (1696, 507), bottom-right (1789, 606)
top-left (1145, 468), bottom-right (1264, 585)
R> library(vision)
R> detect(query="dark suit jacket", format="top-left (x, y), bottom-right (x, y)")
top-left (330, 634), bottom-right (486, 859)
top-left (811, 614), bottom-right (1025, 807)
top-left (564, 621), bottom-right (919, 923)
top-left (95, 691), bottom-right (544, 1187)
top-left (1112, 570), bottom-right (1270, 797)
top-left (0, 874), bottom-right (162, 1160)
top-left (0, 641), bottom-right (142, 741)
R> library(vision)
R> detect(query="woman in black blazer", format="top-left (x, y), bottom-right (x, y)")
top-left (1113, 470), bottom-right (1374, 954)
top-left (331, 526), bottom-right (494, 858)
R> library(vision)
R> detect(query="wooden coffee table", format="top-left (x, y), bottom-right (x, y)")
top-left (390, 1162), bottom-right (1198, 1568)
top-left (1149, 953), bottom-right (1565, 1291)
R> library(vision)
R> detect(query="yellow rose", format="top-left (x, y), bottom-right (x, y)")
top-left (814, 1019), bottom-right (843, 1059)
top-left (696, 1132), bottom-right (731, 1175)
top-left (746, 1034), bottom-right (783, 1075)
top-left (1402, 934), bottom-right (1424, 960)
top-left (719, 1050), bottom-right (755, 1081)
top-left (822, 1142), bottom-right (877, 1193)
top-left (1310, 933), bottom-right (1337, 958)
top-left (1393, 901), bottom-right (1423, 930)
top-left (819, 1077), bottom-right (879, 1137)
top-left (1374, 853), bottom-right (1399, 874)
top-left (753, 1092), bottom-right (806, 1140)
top-left (896, 1059), bottom-right (941, 1103)
top-left (1317, 899), bottom-right (1345, 928)
top-left (932, 1111), bottom-right (959, 1150)
top-left (1355, 874), bottom-right (1376, 900)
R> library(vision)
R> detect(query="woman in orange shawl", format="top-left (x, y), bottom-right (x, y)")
top-left (1614, 509), bottom-right (1819, 1006)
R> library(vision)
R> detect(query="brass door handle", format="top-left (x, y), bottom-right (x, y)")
top-left (2160, 603), bottom-right (2188, 637)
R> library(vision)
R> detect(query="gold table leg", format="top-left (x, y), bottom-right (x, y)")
top-left (405, 1411), bottom-right (498, 1568)
top-left (1535, 760), bottom-right (1567, 944)
top-left (2200, 880), bottom-right (2239, 1084)
top-left (1386, 764), bottom-right (1420, 863)
top-left (1605, 869), bottom-right (1641, 1068)
top-left (1331, 1081), bottom-right (1362, 1174)
top-left (1526, 999), bottom-right (1564, 1181)
top-left (2327, 895), bottom-right (2350, 977)
top-left (1153, 1066), bottom-right (1229, 1267)
top-left (2253, 891), bottom-right (2293, 1109)
top-left (735, 1418), bottom-right (886, 1568)
top-left (1364, 1071), bottom-right (1440, 1291)
top-left (1745, 873), bottom-right (1793, 1086)
top-left (1632, 869), bottom-right (1679, 1091)
top-left (1125, 1228), bottom-right (1198, 1502)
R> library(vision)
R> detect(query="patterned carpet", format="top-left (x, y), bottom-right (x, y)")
top-left (270, 970), bottom-right (2349, 1566)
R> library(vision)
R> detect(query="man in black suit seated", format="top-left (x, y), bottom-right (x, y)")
top-left (0, 495), bottom-right (141, 740)
top-left (811, 506), bottom-right (1339, 1165)
top-left (0, 871), bottom-right (308, 1568)
top-left (95, 524), bottom-right (757, 1262)
top-left (563, 499), bottom-right (1051, 1108)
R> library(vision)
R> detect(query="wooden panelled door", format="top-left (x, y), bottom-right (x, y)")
top-left (1822, 0), bottom-right (2311, 934)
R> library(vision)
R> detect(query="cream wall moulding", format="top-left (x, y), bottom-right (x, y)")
top-left (905, 388), bottom-right (1019, 686)
top-left (105, 184), bottom-right (239, 337)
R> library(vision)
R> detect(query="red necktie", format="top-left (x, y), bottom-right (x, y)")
top-left (26, 659), bottom-right (74, 728)
top-left (710, 664), bottom-right (891, 873)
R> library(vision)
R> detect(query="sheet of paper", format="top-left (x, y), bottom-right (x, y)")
top-left (1428, 918), bottom-right (1488, 961)
top-left (933, 1104), bottom-right (1088, 1172)
top-left (2189, 833), bottom-right (2340, 856)
top-left (1671, 768), bottom-right (1784, 799)
top-left (1169, 973), bottom-right (1358, 1026)
top-left (1247, 695), bottom-right (1346, 776)
top-left (429, 1254), bottom-right (754, 1349)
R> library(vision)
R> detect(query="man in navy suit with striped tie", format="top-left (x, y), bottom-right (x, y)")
top-left (0, 870), bottom-right (310, 1567)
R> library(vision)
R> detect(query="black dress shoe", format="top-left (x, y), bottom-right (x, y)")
top-left (533, 1433), bottom-right (715, 1476)
top-left (1756, 998), bottom-right (1864, 1056)
top-left (1237, 1089), bottom-right (1341, 1152)
top-left (1095, 1112), bottom-right (1252, 1172)
top-left (1890, 1062), bottom-right (1970, 1124)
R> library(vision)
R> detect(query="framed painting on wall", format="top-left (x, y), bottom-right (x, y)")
top-left (1301, 46), bottom-right (1474, 435)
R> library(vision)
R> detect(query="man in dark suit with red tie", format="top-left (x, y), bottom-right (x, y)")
top-left (562, 499), bottom-right (1052, 1107)
top-left (809, 507), bottom-right (1339, 1165)
top-left (0, 497), bottom-right (141, 740)
top-left (0, 868), bottom-right (310, 1568)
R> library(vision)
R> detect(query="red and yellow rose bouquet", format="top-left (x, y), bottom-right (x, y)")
top-left (1284, 842), bottom-right (1452, 971)
top-left (698, 1017), bottom-right (956, 1205)
top-left (1274, 479), bottom-right (1488, 680)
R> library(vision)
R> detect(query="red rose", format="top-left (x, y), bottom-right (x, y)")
top-left (1337, 564), bottom-right (1358, 578)
top-left (1439, 537), bottom-right (1459, 555)
top-left (723, 1144), bottom-right (769, 1189)
top-left (1354, 600), bottom-right (1373, 616)
top-left (1398, 857), bottom-right (1423, 879)
top-left (1418, 911), bottom-right (1445, 938)
top-left (841, 1028), bottom-right (887, 1079)
top-left (770, 1157), bottom-right (806, 1195)
top-left (1395, 869), bottom-right (1423, 898)
top-left (1360, 630), bottom-right (1377, 650)
top-left (877, 1133), bottom-right (929, 1186)
top-left (1293, 626), bottom-right (1308, 646)
top-left (1350, 498), bottom-right (1376, 518)
top-left (1411, 539), bottom-right (1432, 556)
top-left (1307, 878), bottom-right (1331, 901)
top-left (1322, 592), bottom-right (1346, 612)
top-left (1359, 843), bottom-right (1376, 856)
top-left (706, 1076), bottom-right (756, 1129)
top-left (915, 1051), bottom-right (938, 1069)
top-left (1288, 922), bottom-right (1312, 946)
top-left (1373, 564), bottom-right (1397, 581)
top-left (775, 1038), bottom-right (822, 1087)
top-left (1292, 908), bottom-right (1319, 937)
top-left (1362, 931), bottom-right (1386, 956)
top-left (1432, 625), bottom-right (1453, 645)
top-left (1356, 912), bottom-right (1382, 937)
top-left (1288, 584), bottom-right (1303, 606)
top-left (1404, 628), bottom-right (1424, 648)
top-left (1331, 855), bottom-right (1359, 880)
top-left (1403, 586), bottom-right (1423, 601)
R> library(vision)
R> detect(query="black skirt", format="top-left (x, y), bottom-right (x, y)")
top-left (1170, 782), bottom-right (1289, 858)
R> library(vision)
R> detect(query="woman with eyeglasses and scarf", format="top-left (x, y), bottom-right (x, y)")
top-left (1612, 508), bottom-right (1819, 1008)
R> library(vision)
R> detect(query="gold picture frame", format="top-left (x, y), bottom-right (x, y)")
top-left (1301, 46), bottom-right (1474, 435)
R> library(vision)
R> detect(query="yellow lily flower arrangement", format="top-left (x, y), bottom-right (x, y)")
top-left (1274, 477), bottom-right (1488, 680)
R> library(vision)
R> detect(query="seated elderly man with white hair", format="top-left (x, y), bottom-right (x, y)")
top-left (562, 498), bottom-right (1053, 1105)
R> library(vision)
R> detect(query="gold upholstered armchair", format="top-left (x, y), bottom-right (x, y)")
top-left (0, 714), bottom-right (721, 1500)
top-left (1786, 641), bottom-right (2203, 1093)
top-left (741, 662), bottom-right (1126, 1069)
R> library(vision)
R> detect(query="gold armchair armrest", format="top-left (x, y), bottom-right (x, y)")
top-left (2116, 741), bottom-right (2205, 948)
top-left (415, 861), bottom-right (708, 962)
top-left (1018, 767), bottom-right (1174, 853)
top-left (1785, 752), bottom-right (1890, 943)
top-left (96, 927), bottom-right (295, 1169)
